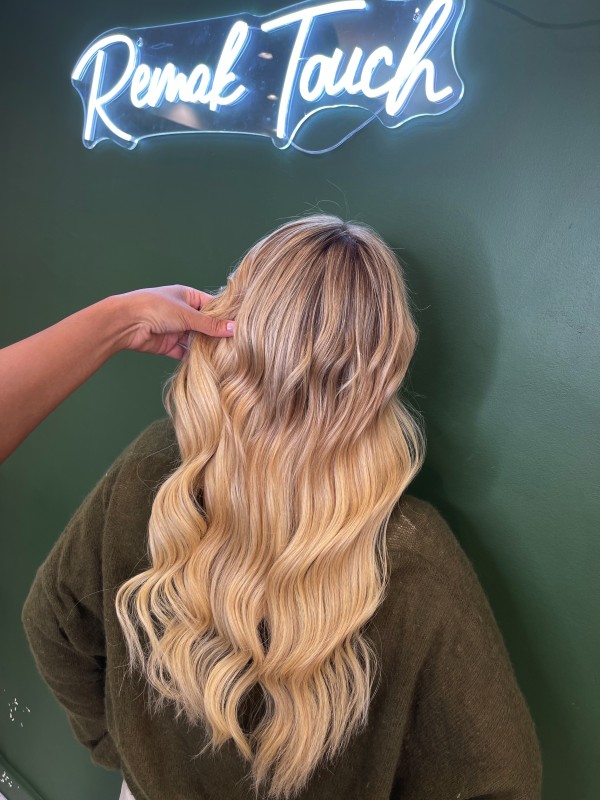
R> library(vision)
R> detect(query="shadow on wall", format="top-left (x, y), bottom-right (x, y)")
top-left (399, 199), bottom-right (575, 797)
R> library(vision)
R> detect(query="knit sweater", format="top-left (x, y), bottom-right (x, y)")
top-left (21, 418), bottom-right (543, 800)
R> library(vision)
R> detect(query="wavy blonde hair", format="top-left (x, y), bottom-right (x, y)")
top-left (115, 214), bottom-right (426, 799)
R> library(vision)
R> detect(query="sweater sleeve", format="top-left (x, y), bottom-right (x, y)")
top-left (20, 441), bottom-right (136, 772)
top-left (393, 521), bottom-right (543, 798)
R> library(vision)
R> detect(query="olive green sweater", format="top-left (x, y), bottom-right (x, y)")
top-left (21, 418), bottom-right (543, 800)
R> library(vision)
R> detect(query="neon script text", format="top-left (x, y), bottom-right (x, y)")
top-left (71, 0), bottom-right (466, 152)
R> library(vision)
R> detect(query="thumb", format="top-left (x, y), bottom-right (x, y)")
top-left (183, 308), bottom-right (235, 338)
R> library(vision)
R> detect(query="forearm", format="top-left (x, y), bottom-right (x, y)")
top-left (0, 295), bottom-right (133, 463)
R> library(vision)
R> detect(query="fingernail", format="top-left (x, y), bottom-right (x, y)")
top-left (227, 322), bottom-right (234, 331)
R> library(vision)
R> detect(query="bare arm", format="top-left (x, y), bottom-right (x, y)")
top-left (0, 285), bottom-right (234, 463)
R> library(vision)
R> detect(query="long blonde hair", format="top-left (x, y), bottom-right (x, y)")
top-left (115, 214), bottom-right (426, 799)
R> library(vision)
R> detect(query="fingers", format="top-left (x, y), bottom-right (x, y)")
top-left (138, 285), bottom-right (234, 339)
top-left (178, 332), bottom-right (191, 351)
top-left (174, 284), bottom-right (215, 311)
top-left (164, 343), bottom-right (187, 360)
top-left (168, 285), bottom-right (234, 337)
top-left (164, 333), bottom-right (191, 360)
top-left (183, 308), bottom-right (234, 337)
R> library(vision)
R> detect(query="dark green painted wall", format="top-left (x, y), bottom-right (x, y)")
top-left (1, 1), bottom-right (598, 798)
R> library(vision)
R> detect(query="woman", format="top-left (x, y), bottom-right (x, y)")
top-left (22, 215), bottom-right (543, 800)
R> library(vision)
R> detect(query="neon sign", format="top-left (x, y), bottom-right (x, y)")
top-left (71, 0), bottom-right (466, 153)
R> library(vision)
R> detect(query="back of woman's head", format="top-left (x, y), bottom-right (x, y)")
top-left (116, 214), bottom-right (426, 799)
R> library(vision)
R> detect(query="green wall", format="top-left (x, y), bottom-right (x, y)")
top-left (1, 1), bottom-right (599, 798)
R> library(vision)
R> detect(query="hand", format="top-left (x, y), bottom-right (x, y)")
top-left (113, 284), bottom-right (235, 360)
top-left (0, 286), bottom-right (235, 461)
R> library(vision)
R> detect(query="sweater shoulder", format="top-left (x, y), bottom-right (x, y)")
top-left (123, 416), bottom-right (179, 461)
top-left (100, 416), bottom-right (181, 533)
top-left (387, 494), bottom-right (482, 605)
top-left (110, 416), bottom-right (181, 487)
top-left (98, 417), bottom-right (181, 574)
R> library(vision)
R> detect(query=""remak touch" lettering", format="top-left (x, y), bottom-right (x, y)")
top-left (71, 0), bottom-right (466, 153)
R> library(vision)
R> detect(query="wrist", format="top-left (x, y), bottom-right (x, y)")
top-left (96, 293), bottom-right (141, 355)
